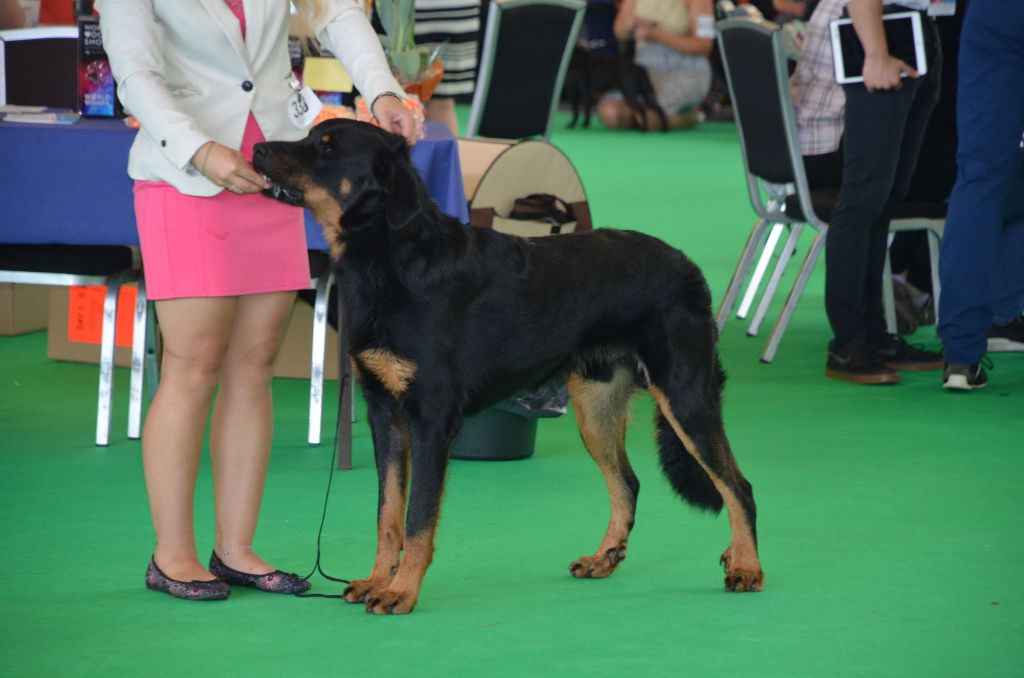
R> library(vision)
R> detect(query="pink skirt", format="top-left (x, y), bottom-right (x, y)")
top-left (134, 114), bottom-right (309, 300)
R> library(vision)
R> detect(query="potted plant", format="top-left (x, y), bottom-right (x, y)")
top-left (372, 0), bottom-right (445, 102)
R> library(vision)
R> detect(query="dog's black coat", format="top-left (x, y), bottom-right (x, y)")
top-left (254, 120), bottom-right (762, 614)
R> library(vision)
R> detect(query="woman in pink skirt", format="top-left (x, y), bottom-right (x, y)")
top-left (99, 0), bottom-right (415, 601)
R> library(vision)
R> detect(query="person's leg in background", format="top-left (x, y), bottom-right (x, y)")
top-left (822, 75), bottom-right (922, 383)
top-left (938, 0), bottom-right (1024, 387)
top-left (982, 153), bottom-right (1024, 351)
top-left (862, 31), bottom-right (942, 346)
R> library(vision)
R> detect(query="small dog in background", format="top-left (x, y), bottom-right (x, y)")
top-left (565, 38), bottom-right (668, 132)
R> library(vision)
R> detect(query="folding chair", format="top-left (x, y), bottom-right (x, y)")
top-left (715, 18), bottom-right (945, 362)
top-left (466, 0), bottom-right (586, 141)
top-left (0, 245), bottom-right (156, 445)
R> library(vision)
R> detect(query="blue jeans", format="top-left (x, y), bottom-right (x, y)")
top-left (937, 0), bottom-right (1024, 364)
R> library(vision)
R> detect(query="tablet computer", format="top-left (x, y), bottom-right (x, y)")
top-left (829, 11), bottom-right (927, 85)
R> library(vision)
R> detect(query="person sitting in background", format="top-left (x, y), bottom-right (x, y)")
top-left (598, 0), bottom-right (714, 130)
top-left (790, 0), bottom-right (945, 385)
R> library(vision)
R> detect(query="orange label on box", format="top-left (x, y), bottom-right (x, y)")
top-left (67, 285), bottom-right (136, 348)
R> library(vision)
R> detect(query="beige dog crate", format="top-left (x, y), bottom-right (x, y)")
top-left (450, 138), bottom-right (589, 461)
top-left (457, 138), bottom-right (592, 238)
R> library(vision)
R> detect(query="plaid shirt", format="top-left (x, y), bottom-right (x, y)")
top-left (791, 0), bottom-right (847, 156)
top-left (791, 0), bottom-right (931, 155)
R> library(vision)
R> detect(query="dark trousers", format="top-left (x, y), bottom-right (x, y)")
top-left (824, 17), bottom-right (942, 346)
top-left (937, 0), bottom-right (1024, 364)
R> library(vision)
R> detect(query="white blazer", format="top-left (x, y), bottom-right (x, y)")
top-left (96, 0), bottom-right (403, 196)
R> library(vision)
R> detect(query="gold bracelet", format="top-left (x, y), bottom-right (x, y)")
top-left (197, 142), bottom-right (215, 176)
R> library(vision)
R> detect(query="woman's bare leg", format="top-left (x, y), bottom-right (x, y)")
top-left (209, 291), bottom-right (297, 574)
top-left (146, 297), bottom-right (237, 582)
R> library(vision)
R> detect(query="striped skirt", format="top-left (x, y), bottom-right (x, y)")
top-left (414, 0), bottom-right (481, 101)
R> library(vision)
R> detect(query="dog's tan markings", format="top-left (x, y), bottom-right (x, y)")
top-left (648, 386), bottom-right (764, 592)
top-left (302, 183), bottom-right (345, 259)
top-left (567, 371), bottom-right (639, 579)
top-left (343, 458), bottom-right (408, 605)
top-left (321, 133), bottom-right (332, 144)
top-left (339, 178), bottom-right (352, 197)
top-left (354, 348), bottom-right (418, 398)
top-left (365, 531), bottom-right (435, 615)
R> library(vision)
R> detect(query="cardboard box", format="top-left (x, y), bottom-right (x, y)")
top-left (274, 299), bottom-right (340, 380)
top-left (46, 288), bottom-right (337, 379)
top-left (0, 283), bottom-right (50, 336)
top-left (47, 286), bottom-right (137, 367)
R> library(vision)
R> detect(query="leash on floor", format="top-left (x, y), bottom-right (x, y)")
top-left (295, 373), bottom-right (352, 599)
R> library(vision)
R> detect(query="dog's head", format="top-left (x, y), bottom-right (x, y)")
top-left (253, 119), bottom-right (421, 258)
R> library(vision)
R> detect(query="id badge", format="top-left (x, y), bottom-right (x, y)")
top-left (288, 84), bottom-right (323, 129)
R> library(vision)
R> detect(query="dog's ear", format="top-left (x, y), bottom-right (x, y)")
top-left (378, 135), bottom-right (421, 230)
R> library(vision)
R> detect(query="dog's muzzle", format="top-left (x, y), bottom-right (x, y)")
top-left (264, 182), bottom-right (304, 206)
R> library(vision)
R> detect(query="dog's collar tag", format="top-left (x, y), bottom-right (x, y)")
top-left (288, 84), bottom-right (323, 129)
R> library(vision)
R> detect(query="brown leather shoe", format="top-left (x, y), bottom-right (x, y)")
top-left (825, 338), bottom-right (900, 385)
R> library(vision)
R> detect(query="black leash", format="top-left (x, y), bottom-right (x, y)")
top-left (295, 374), bottom-right (352, 599)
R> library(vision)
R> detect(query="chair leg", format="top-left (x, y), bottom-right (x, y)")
top-left (128, 275), bottom-right (148, 440)
top-left (145, 299), bottom-right (160, 403)
top-left (761, 228), bottom-right (828, 363)
top-left (716, 217), bottom-right (770, 332)
top-left (748, 222), bottom-right (805, 337)
top-left (96, 275), bottom-right (123, 446)
top-left (737, 222), bottom-right (785, 320)
top-left (308, 272), bottom-right (334, 445)
top-left (927, 228), bottom-right (942, 326)
top-left (883, 232), bottom-right (898, 335)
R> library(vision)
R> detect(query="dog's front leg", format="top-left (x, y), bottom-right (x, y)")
top-left (343, 401), bottom-right (410, 605)
top-left (364, 408), bottom-right (456, 615)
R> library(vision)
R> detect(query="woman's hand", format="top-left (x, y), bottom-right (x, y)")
top-left (372, 95), bottom-right (418, 145)
top-left (191, 141), bottom-right (271, 194)
top-left (633, 18), bottom-right (656, 41)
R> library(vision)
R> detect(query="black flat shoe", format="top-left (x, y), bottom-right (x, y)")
top-left (209, 552), bottom-right (311, 594)
top-left (145, 557), bottom-right (230, 601)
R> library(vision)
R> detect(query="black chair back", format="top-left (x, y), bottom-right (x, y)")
top-left (716, 18), bottom-right (797, 185)
top-left (467, 0), bottom-right (585, 140)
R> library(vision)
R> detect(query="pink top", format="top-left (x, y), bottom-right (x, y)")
top-left (132, 0), bottom-right (309, 300)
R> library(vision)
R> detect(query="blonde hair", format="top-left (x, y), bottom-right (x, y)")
top-left (290, 0), bottom-right (328, 39)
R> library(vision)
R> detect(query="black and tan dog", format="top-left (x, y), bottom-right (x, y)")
top-left (254, 119), bottom-right (763, 614)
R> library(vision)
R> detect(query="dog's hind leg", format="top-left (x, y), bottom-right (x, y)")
top-left (343, 400), bottom-right (410, 605)
top-left (567, 368), bottom-right (641, 579)
top-left (641, 308), bottom-right (763, 592)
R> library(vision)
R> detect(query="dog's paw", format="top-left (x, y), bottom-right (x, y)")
top-left (720, 549), bottom-right (764, 592)
top-left (568, 546), bottom-right (626, 579)
top-left (342, 577), bottom-right (387, 604)
top-left (365, 587), bottom-right (418, 615)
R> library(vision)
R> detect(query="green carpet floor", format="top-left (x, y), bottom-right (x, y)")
top-left (2, 111), bottom-right (1023, 677)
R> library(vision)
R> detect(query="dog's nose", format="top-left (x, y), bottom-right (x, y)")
top-left (252, 144), bottom-right (269, 165)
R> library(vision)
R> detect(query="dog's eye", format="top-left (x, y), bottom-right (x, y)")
top-left (319, 133), bottom-right (334, 154)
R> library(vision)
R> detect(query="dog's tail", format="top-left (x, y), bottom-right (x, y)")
top-left (654, 411), bottom-right (724, 513)
top-left (651, 353), bottom-right (726, 514)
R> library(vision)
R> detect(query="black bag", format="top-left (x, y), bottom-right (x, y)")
top-left (508, 193), bottom-right (575, 234)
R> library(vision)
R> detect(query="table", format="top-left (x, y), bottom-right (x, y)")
top-left (0, 118), bottom-right (468, 465)
top-left (0, 119), bottom-right (469, 245)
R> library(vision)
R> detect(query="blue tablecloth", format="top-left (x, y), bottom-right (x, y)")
top-left (0, 119), bottom-right (468, 248)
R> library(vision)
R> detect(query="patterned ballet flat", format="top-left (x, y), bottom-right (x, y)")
top-left (145, 557), bottom-right (230, 601)
top-left (209, 552), bottom-right (311, 594)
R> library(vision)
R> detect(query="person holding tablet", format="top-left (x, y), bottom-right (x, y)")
top-left (794, 0), bottom-right (944, 385)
